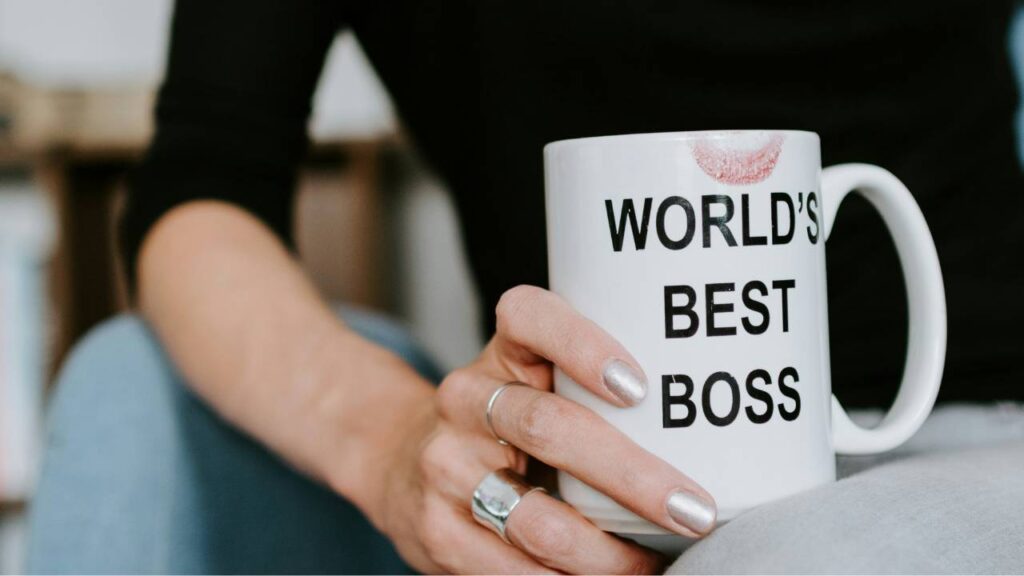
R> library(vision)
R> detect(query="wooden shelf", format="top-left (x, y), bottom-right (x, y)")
top-left (2, 74), bottom-right (402, 384)
top-left (0, 499), bottom-right (26, 515)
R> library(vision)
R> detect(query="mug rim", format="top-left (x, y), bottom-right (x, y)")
top-left (545, 129), bottom-right (819, 153)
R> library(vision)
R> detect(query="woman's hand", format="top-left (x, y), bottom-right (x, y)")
top-left (140, 204), bottom-right (712, 573)
top-left (377, 285), bottom-right (717, 574)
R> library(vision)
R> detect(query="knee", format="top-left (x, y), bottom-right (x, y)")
top-left (46, 314), bottom-right (180, 448)
top-left (29, 315), bottom-right (188, 572)
top-left (58, 314), bottom-right (167, 384)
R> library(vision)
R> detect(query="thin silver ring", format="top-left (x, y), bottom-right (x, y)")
top-left (486, 382), bottom-right (524, 446)
top-left (471, 468), bottom-right (547, 544)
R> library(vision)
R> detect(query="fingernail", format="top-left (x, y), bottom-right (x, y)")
top-left (603, 359), bottom-right (648, 406)
top-left (666, 490), bottom-right (717, 535)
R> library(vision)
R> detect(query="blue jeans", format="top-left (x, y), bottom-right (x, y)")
top-left (27, 311), bottom-right (1024, 573)
top-left (27, 309), bottom-right (441, 574)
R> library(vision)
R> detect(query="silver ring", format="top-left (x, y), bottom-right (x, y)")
top-left (471, 468), bottom-right (546, 544)
top-left (486, 382), bottom-right (524, 446)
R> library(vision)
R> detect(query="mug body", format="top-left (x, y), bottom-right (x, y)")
top-left (544, 130), bottom-right (835, 534)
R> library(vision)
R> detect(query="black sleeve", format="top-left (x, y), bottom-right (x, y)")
top-left (120, 0), bottom-right (347, 292)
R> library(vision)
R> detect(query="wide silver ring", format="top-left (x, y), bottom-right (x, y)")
top-left (471, 468), bottom-right (546, 544)
top-left (486, 382), bottom-right (524, 446)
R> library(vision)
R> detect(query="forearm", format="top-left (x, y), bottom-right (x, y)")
top-left (137, 200), bottom-right (435, 526)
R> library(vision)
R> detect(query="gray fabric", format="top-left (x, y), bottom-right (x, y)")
top-left (667, 403), bottom-right (1024, 574)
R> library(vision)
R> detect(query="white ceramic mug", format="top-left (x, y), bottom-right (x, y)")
top-left (544, 130), bottom-right (946, 535)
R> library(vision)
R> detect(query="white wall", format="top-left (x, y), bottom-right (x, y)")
top-left (0, 0), bottom-right (172, 87)
top-left (0, 0), bottom-right (397, 139)
top-left (397, 174), bottom-right (484, 370)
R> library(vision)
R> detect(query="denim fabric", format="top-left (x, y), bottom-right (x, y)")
top-left (26, 308), bottom-right (440, 574)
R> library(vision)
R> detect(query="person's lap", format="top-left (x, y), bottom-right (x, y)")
top-left (27, 312), bottom-right (1024, 573)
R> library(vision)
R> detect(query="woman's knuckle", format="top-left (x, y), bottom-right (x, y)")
top-left (621, 551), bottom-right (661, 576)
top-left (517, 507), bottom-right (576, 560)
top-left (517, 397), bottom-right (552, 451)
top-left (436, 369), bottom-right (471, 418)
top-left (517, 396), bottom-right (571, 452)
top-left (553, 394), bottom-right (589, 422)
top-left (495, 285), bottom-right (541, 329)
top-left (417, 434), bottom-right (450, 485)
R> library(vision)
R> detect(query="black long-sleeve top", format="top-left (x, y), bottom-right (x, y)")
top-left (122, 0), bottom-right (1024, 407)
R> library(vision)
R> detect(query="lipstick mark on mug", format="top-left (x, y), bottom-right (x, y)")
top-left (691, 133), bottom-right (785, 185)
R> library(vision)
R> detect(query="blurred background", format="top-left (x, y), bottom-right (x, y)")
top-left (0, 1), bottom-right (1022, 573)
top-left (0, 1), bottom-right (488, 571)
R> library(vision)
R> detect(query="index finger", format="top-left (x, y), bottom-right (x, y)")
top-left (494, 285), bottom-right (648, 407)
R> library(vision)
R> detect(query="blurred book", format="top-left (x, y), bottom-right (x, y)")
top-left (0, 182), bottom-right (53, 502)
top-left (0, 74), bottom-right (12, 144)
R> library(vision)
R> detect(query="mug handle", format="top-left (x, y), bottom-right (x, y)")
top-left (822, 164), bottom-right (946, 455)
